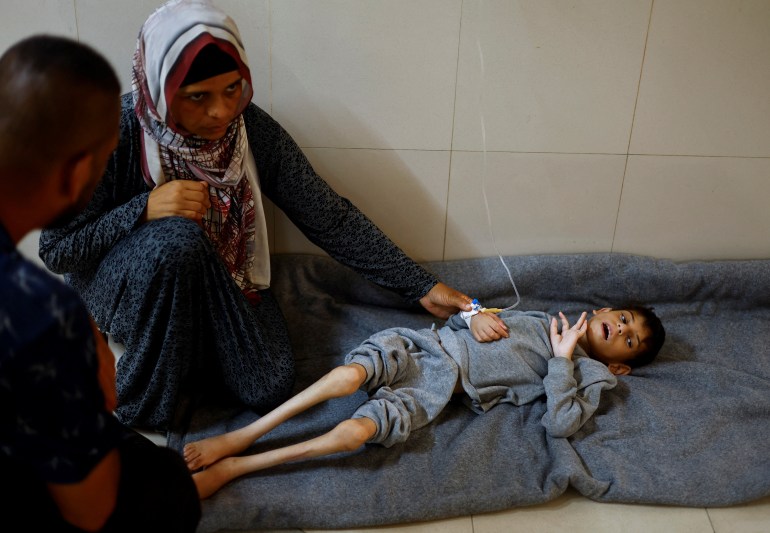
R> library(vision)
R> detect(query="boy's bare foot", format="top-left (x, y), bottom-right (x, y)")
top-left (185, 364), bottom-right (369, 471)
top-left (184, 431), bottom-right (251, 471)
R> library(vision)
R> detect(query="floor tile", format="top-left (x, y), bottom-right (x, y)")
top-left (708, 495), bottom-right (770, 533)
top-left (472, 490), bottom-right (714, 533)
top-left (136, 428), bottom-right (168, 447)
top-left (17, 230), bottom-right (46, 269)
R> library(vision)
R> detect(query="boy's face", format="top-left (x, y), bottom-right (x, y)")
top-left (585, 308), bottom-right (651, 374)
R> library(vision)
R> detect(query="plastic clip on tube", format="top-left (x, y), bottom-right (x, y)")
top-left (460, 298), bottom-right (505, 327)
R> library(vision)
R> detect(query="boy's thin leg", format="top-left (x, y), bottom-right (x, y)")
top-left (184, 363), bottom-right (367, 470)
top-left (192, 417), bottom-right (377, 499)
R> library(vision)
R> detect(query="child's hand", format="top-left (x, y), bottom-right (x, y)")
top-left (549, 311), bottom-right (587, 359)
top-left (470, 312), bottom-right (509, 342)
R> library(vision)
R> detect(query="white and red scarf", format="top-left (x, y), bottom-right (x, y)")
top-left (132, 0), bottom-right (270, 296)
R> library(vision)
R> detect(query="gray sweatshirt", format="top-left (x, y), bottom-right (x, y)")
top-left (439, 310), bottom-right (617, 438)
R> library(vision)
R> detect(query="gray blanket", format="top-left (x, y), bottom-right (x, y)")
top-left (170, 253), bottom-right (770, 532)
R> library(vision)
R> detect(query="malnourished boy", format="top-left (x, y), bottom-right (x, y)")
top-left (184, 305), bottom-right (665, 498)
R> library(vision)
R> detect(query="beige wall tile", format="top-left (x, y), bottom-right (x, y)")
top-left (453, 0), bottom-right (651, 154)
top-left (445, 152), bottom-right (626, 260)
top-left (0, 0), bottom-right (77, 53)
top-left (273, 148), bottom-right (451, 263)
top-left (631, 0), bottom-right (770, 157)
top-left (74, 0), bottom-right (162, 93)
top-left (270, 0), bottom-right (462, 150)
top-left (614, 155), bottom-right (770, 260)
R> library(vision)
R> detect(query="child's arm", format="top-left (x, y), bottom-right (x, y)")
top-left (541, 312), bottom-right (616, 438)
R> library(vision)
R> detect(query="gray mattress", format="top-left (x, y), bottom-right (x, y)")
top-left (169, 252), bottom-right (770, 532)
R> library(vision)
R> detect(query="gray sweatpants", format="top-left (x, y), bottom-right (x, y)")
top-left (345, 327), bottom-right (459, 447)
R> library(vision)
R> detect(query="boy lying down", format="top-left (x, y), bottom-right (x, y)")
top-left (184, 305), bottom-right (665, 498)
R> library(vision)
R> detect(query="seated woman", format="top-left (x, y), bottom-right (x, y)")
top-left (39, 0), bottom-right (472, 432)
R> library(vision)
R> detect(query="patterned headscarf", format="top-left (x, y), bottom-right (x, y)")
top-left (132, 0), bottom-right (270, 295)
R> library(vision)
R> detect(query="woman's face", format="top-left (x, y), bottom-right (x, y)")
top-left (169, 70), bottom-right (243, 140)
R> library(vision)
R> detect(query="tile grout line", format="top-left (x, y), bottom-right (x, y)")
top-left (296, 146), bottom-right (770, 160)
top-left (73, 0), bottom-right (80, 40)
top-left (705, 507), bottom-right (717, 533)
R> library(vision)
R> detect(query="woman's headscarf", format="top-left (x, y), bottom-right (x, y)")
top-left (132, 0), bottom-right (270, 296)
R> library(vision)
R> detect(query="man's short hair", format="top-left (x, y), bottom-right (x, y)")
top-left (0, 35), bottom-right (119, 180)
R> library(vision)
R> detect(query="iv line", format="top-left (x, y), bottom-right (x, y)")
top-left (477, 38), bottom-right (521, 311)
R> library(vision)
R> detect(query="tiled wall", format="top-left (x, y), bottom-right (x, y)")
top-left (4, 0), bottom-right (770, 265)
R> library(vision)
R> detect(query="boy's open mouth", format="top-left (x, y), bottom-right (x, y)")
top-left (603, 323), bottom-right (611, 340)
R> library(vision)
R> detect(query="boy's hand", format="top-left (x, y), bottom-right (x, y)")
top-left (549, 311), bottom-right (587, 359)
top-left (470, 312), bottom-right (509, 342)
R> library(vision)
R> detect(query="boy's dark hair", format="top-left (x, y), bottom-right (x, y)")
top-left (625, 305), bottom-right (665, 368)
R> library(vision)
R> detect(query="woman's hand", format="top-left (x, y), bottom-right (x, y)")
top-left (419, 282), bottom-right (473, 319)
top-left (143, 180), bottom-right (210, 224)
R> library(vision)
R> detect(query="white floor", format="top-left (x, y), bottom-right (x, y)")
top-left (303, 491), bottom-right (770, 533)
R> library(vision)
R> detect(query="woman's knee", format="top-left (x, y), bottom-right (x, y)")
top-left (140, 217), bottom-right (212, 268)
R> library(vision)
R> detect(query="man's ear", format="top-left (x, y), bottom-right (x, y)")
top-left (59, 151), bottom-right (94, 203)
top-left (608, 363), bottom-right (631, 376)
